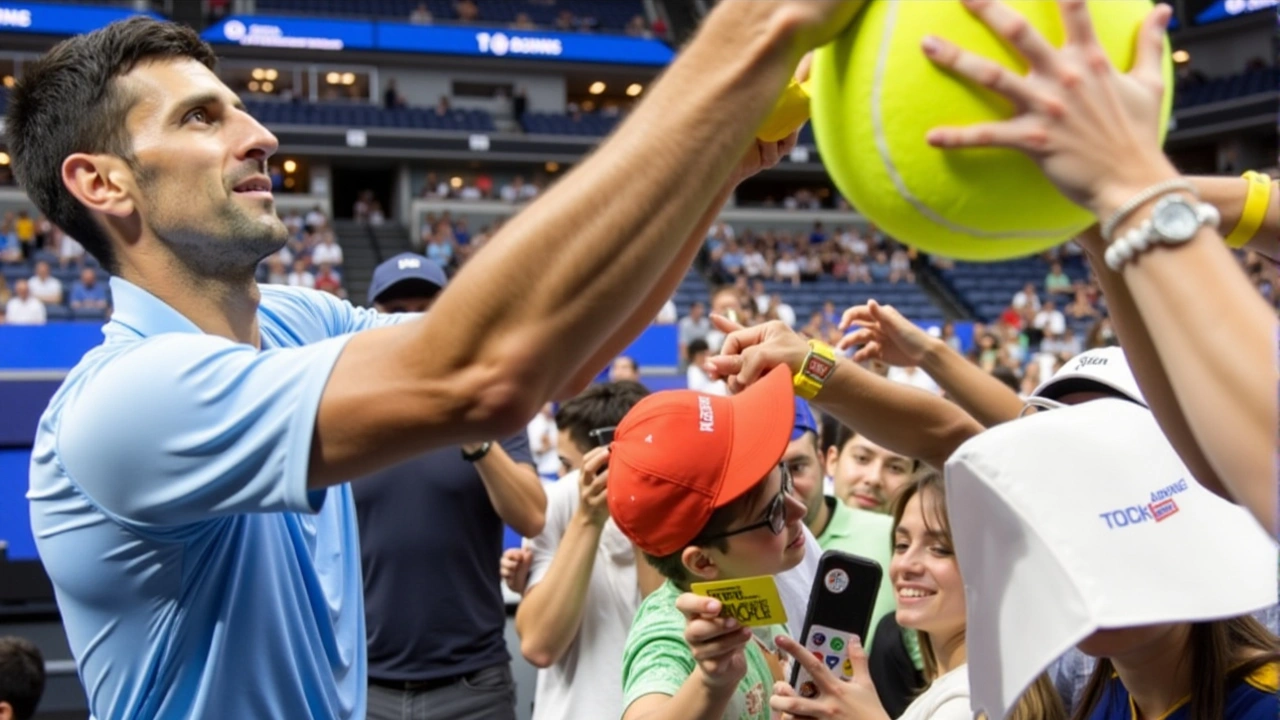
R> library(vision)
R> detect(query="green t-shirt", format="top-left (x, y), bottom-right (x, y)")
top-left (622, 580), bottom-right (786, 720)
top-left (814, 496), bottom-right (896, 649)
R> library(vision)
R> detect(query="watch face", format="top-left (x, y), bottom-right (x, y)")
top-left (1153, 199), bottom-right (1199, 241)
top-left (806, 355), bottom-right (835, 380)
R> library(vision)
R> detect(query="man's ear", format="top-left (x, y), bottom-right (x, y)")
top-left (682, 545), bottom-right (720, 582)
top-left (0, 699), bottom-right (13, 720)
top-left (825, 444), bottom-right (840, 478)
top-left (61, 153), bottom-right (137, 220)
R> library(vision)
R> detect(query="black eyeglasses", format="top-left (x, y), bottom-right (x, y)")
top-left (701, 464), bottom-right (793, 541)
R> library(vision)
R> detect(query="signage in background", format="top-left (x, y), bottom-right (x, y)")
top-left (0, 0), bottom-right (157, 36)
top-left (1194, 0), bottom-right (1277, 24)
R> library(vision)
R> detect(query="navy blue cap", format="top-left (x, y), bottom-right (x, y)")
top-left (367, 253), bottom-right (448, 305)
top-left (792, 397), bottom-right (819, 442)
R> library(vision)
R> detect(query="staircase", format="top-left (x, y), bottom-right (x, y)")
top-left (331, 220), bottom-right (413, 307)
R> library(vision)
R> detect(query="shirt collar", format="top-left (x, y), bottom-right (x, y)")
top-left (106, 276), bottom-right (205, 339)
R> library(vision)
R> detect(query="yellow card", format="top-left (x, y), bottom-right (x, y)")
top-left (690, 575), bottom-right (788, 628)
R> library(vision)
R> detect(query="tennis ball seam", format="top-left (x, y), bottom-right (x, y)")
top-left (872, 0), bottom-right (1083, 241)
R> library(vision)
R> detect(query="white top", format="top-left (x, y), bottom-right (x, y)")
top-left (287, 272), bottom-right (315, 289)
top-left (5, 296), bottom-right (47, 325)
top-left (655, 300), bottom-right (678, 325)
top-left (898, 664), bottom-right (972, 720)
top-left (887, 366), bottom-right (941, 396)
top-left (526, 413), bottom-right (561, 477)
top-left (59, 235), bottom-right (85, 260)
top-left (527, 474), bottom-right (641, 720)
top-left (686, 365), bottom-right (728, 395)
top-left (311, 243), bottom-right (344, 266)
top-left (28, 275), bottom-right (62, 304)
top-left (775, 258), bottom-right (800, 277)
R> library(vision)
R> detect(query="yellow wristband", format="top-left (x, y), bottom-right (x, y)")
top-left (1224, 171), bottom-right (1272, 249)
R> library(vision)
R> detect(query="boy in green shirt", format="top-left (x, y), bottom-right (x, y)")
top-left (608, 365), bottom-right (807, 720)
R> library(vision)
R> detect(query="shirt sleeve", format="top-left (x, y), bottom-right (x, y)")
top-left (56, 332), bottom-right (351, 528)
top-left (621, 618), bottom-right (697, 711)
top-left (526, 476), bottom-right (577, 590)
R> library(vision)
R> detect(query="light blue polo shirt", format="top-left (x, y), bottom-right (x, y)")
top-left (28, 277), bottom-right (403, 719)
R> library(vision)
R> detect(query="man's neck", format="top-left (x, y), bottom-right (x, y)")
top-left (121, 259), bottom-right (263, 347)
top-left (1111, 625), bottom-right (1193, 720)
top-left (808, 495), bottom-right (834, 538)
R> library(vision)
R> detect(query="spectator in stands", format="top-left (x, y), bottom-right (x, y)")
top-left (0, 276), bottom-right (9, 316)
top-left (313, 263), bottom-right (344, 298)
top-left (939, 321), bottom-right (962, 353)
top-left (311, 232), bottom-right (344, 267)
top-left (742, 245), bottom-right (769, 278)
top-left (869, 250), bottom-right (892, 282)
top-left (625, 14), bottom-right (651, 38)
top-left (357, 253), bottom-right (542, 720)
top-left (14, 211), bottom-right (35, 261)
top-left (1012, 282), bottom-right (1041, 312)
top-left (69, 267), bottom-right (107, 311)
top-left (554, 9), bottom-right (576, 31)
top-left (705, 286), bottom-right (745, 353)
top-left (453, 0), bottom-right (479, 22)
top-left (1064, 287), bottom-right (1099, 321)
top-left (685, 339), bottom-right (727, 395)
top-left (511, 12), bottom-right (536, 30)
top-left (0, 224), bottom-right (20, 263)
top-left (426, 228), bottom-right (455, 270)
top-left (609, 356), bottom-right (640, 383)
top-left (27, 261), bottom-right (61, 306)
top-left (512, 381), bottom-right (652, 720)
top-left (1044, 261), bottom-right (1072, 298)
top-left (383, 80), bottom-right (405, 110)
top-left (775, 249), bottom-right (801, 286)
top-left (264, 256), bottom-right (287, 285)
top-left (1085, 316), bottom-right (1118, 350)
top-left (526, 403), bottom-right (560, 480)
top-left (409, 2), bottom-right (433, 25)
top-left (766, 293), bottom-right (796, 329)
top-left (0, 636), bottom-right (45, 720)
top-left (1033, 300), bottom-right (1067, 345)
top-left (678, 301), bottom-right (711, 360)
top-left (4, 280), bottom-right (45, 326)
top-left (286, 258), bottom-right (314, 289)
top-left (826, 423), bottom-right (916, 514)
top-left (847, 253), bottom-right (872, 284)
top-left (889, 247), bottom-right (914, 284)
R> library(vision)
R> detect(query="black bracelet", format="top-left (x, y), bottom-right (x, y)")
top-left (461, 442), bottom-right (493, 462)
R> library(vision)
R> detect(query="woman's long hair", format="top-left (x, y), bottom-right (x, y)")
top-left (1072, 616), bottom-right (1280, 720)
top-left (891, 469), bottom-right (1067, 720)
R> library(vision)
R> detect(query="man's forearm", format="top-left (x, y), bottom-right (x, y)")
top-left (560, 183), bottom-right (737, 397)
top-left (515, 514), bottom-right (604, 668)
top-left (475, 447), bottom-right (546, 538)
top-left (1113, 232), bottom-right (1277, 532)
top-left (410, 5), bottom-right (802, 405)
top-left (918, 339), bottom-right (1025, 427)
top-left (624, 672), bottom-right (738, 720)
top-left (1188, 174), bottom-right (1280, 259)
top-left (815, 360), bottom-right (985, 470)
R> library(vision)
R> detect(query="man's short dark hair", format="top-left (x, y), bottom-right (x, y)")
top-left (554, 381), bottom-right (650, 453)
top-left (0, 636), bottom-right (45, 720)
top-left (5, 17), bottom-right (217, 274)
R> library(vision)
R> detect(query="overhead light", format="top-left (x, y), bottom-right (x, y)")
top-left (252, 68), bottom-right (265, 80)
top-left (341, 72), bottom-right (355, 85)
top-left (262, 81), bottom-right (274, 92)
top-left (265, 68), bottom-right (279, 81)
top-left (248, 80), bottom-right (260, 92)
top-left (588, 81), bottom-right (605, 95)
top-left (284, 177), bottom-right (296, 189)
top-left (283, 160), bottom-right (297, 173)
top-left (625, 83), bottom-right (643, 97)
top-left (326, 71), bottom-right (341, 84)
top-left (1172, 49), bottom-right (1190, 64)
top-left (581, 100), bottom-right (595, 112)
top-left (2, 75), bottom-right (13, 88)
top-left (545, 161), bottom-right (559, 173)
top-left (0, 152), bottom-right (9, 166)
top-left (450, 176), bottom-right (463, 189)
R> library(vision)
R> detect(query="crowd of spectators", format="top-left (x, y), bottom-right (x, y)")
top-left (0, 209), bottom-right (101, 326)
top-left (256, 207), bottom-right (347, 299)
top-left (418, 172), bottom-right (547, 203)
top-left (403, 0), bottom-right (667, 39)
top-left (703, 221), bottom-right (915, 287)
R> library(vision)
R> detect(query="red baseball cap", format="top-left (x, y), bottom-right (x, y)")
top-left (607, 365), bottom-right (796, 556)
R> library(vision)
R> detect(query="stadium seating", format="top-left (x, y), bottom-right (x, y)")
top-left (244, 99), bottom-right (495, 131)
top-left (671, 273), bottom-right (944, 326)
top-left (254, 0), bottom-right (646, 33)
top-left (1174, 65), bottom-right (1279, 109)
top-left (938, 255), bottom-right (1090, 322)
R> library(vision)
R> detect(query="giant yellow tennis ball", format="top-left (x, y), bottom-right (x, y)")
top-left (808, 0), bottom-right (1173, 262)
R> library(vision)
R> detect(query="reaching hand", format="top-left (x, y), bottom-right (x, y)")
top-left (837, 300), bottom-right (936, 366)
top-left (769, 634), bottom-right (890, 720)
top-left (727, 53), bottom-right (812, 188)
top-left (923, 0), bottom-right (1178, 217)
top-left (676, 593), bottom-right (755, 690)
top-left (577, 447), bottom-right (611, 527)
top-left (500, 548), bottom-right (533, 595)
top-left (704, 316), bottom-right (811, 395)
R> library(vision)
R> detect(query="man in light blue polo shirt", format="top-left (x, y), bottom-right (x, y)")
top-left (6, 7), bottom-right (850, 718)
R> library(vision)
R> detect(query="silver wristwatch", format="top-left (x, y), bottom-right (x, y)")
top-left (1105, 194), bottom-right (1220, 271)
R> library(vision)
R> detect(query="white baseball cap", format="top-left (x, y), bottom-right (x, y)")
top-left (1030, 346), bottom-right (1146, 407)
top-left (946, 398), bottom-right (1277, 720)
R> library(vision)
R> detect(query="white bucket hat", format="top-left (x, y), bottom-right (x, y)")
top-left (1029, 346), bottom-right (1146, 409)
top-left (945, 398), bottom-right (1277, 720)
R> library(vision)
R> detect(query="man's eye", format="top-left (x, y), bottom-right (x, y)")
top-left (184, 108), bottom-right (209, 124)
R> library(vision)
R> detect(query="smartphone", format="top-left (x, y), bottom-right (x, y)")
top-left (788, 550), bottom-right (883, 697)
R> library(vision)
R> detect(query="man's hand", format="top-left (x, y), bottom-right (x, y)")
top-left (501, 547), bottom-right (533, 595)
top-left (837, 300), bottom-right (937, 367)
top-left (769, 635), bottom-right (890, 720)
top-left (724, 52), bottom-right (813, 189)
top-left (704, 316), bottom-right (810, 394)
top-left (676, 593), bottom-right (754, 690)
top-left (577, 447), bottom-right (611, 527)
